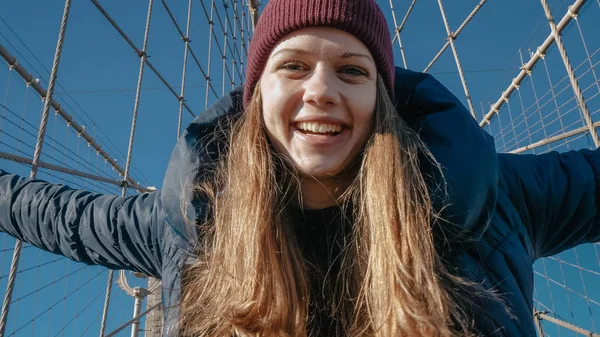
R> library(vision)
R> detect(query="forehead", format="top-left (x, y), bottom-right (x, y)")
top-left (268, 27), bottom-right (373, 60)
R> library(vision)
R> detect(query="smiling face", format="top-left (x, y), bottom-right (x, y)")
top-left (259, 27), bottom-right (378, 181)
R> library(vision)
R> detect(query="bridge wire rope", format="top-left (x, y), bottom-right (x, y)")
top-left (159, 0), bottom-right (220, 104)
top-left (196, 0), bottom-right (238, 94)
top-left (497, 49), bottom-right (600, 153)
top-left (230, 0), bottom-right (249, 57)
top-left (490, 45), bottom-right (599, 151)
top-left (541, 53), bottom-right (572, 150)
top-left (424, 0), bottom-right (487, 73)
top-left (209, 0), bottom-right (245, 83)
top-left (539, 0), bottom-right (599, 147)
top-left (569, 247), bottom-right (598, 332)
top-left (206, 0), bottom-right (216, 109)
top-left (573, 14), bottom-right (600, 99)
top-left (79, 281), bottom-right (122, 337)
top-left (0, 68), bottom-right (11, 136)
top-left (519, 49), bottom-right (550, 143)
top-left (221, 0), bottom-right (246, 80)
top-left (480, 0), bottom-right (588, 126)
top-left (222, 10), bottom-right (229, 97)
top-left (436, 0), bottom-right (476, 118)
top-left (7, 269), bottom-right (104, 337)
top-left (387, 0), bottom-right (414, 69)
top-left (98, 0), bottom-right (156, 335)
top-left (0, 1), bottom-right (72, 335)
top-left (176, 0), bottom-right (193, 138)
top-left (0, 17), bottom-right (152, 186)
top-left (89, 0), bottom-right (196, 119)
top-left (0, 44), bottom-right (150, 192)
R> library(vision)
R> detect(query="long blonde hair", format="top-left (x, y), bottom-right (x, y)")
top-left (180, 77), bottom-right (484, 336)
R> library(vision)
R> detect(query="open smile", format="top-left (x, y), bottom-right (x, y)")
top-left (295, 121), bottom-right (343, 135)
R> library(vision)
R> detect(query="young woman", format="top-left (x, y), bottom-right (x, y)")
top-left (1, 0), bottom-right (599, 336)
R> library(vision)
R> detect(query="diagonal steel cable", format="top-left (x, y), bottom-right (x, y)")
top-left (7, 270), bottom-right (104, 337)
top-left (480, 0), bottom-right (587, 127)
top-left (436, 0), bottom-right (476, 118)
top-left (424, 0), bottom-right (487, 72)
top-left (539, 0), bottom-right (599, 147)
top-left (177, 0), bottom-right (193, 138)
top-left (159, 0), bottom-right (220, 102)
top-left (0, 2), bottom-right (72, 336)
top-left (0, 45), bottom-right (145, 188)
top-left (0, 15), bottom-right (151, 185)
top-left (388, 0), bottom-right (414, 68)
top-left (99, 0), bottom-right (155, 335)
top-left (89, 0), bottom-right (195, 118)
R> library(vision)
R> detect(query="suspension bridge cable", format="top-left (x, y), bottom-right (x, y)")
top-left (210, 0), bottom-right (245, 80)
top-left (539, 0), bottom-right (600, 147)
top-left (197, 0), bottom-right (236, 91)
top-left (0, 44), bottom-right (146, 187)
top-left (176, 0), bottom-right (192, 138)
top-left (387, 0), bottom-right (411, 68)
top-left (7, 270), bottom-right (105, 336)
top-left (436, 0), bottom-right (476, 118)
top-left (480, 0), bottom-right (587, 126)
top-left (206, 0), bottom-right (216, 108)
top-left (51, 285), bottom-right (106, 337)
top-left (0, 258), bottom-right (61, 280)
top-left (424, 0), bottom-right (487, 73)
top-left (89, 0), bottom-right (195, 118)
top-left (99, 0), bottom-right (155, 334)
top-left (158, 0), bottom-right (220, 102)
top-left (78, 281), bottom-right (121, 337)
top-left (0, 2), bottom-right (72, 335)
top-left (0, 16), bottom-right (150, 183)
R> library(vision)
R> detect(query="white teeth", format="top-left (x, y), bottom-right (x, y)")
top-left (297, 122), bottom-right (342, 134)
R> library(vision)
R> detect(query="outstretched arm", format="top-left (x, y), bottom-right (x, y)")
top-left (0, 170), bottom-right (163, 278)
top-left (498, 148), bottom-right (600, 260)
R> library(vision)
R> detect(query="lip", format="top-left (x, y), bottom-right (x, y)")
top-left (291, 123), bottom-right (349, 148)
top-left (292, 116), bottom-right (350, 129)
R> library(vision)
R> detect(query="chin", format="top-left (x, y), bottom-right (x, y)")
top-left (295, 163), bottom-right (346, 179)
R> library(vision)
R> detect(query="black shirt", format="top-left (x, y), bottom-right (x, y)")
top-left (292, 206), bottom-right (352, 337)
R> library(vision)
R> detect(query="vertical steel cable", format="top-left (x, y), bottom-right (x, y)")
top-left (222, 21), bottom-right (228, 97)
top-left (573, 17), bottom-right (600, 97)
top-left (205, 0), bottom-right (215, 109)
top-left (424, 0), bottom-right (486, 72)
top-left (541, 56), bottom-right (571, 149)
top-left (436, 0), bottom-right (476, 118)
top-left (99, 1), bottom-right (155, 335)
top-left (519, 49), bottom-right (548, 140)
top-left (539, 0), bottom-right (599, 147)
top-left (387, 0), bottom-right (413, 68)
top-left (0, 1), bottom-right (72, 336)
top-left (178, 0), bottom-right (193, 138)
top-left (0, 71), bottom-right (12, 135)
top-left (231, 0), bottom-right (248, 57)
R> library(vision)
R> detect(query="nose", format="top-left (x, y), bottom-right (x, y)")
top-left (302, 66), bottom-right (340, 109)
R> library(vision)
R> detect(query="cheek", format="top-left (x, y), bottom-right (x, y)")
top-left (352, 94), bottom-right (377, 136)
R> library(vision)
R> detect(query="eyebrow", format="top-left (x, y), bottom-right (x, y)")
top-left (271, 48), bottom-right (373, 62)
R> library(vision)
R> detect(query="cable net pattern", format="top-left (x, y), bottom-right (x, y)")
top-left (0, 0), bottom-right (599, 336)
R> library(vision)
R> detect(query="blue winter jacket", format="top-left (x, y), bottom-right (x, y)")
top-left (1, 67), bottom-right (599, 336)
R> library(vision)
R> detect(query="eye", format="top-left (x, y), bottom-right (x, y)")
top-left (339, 66), bottom-right (368, 77)
top-left (279, 61), bottom-right (307, 71)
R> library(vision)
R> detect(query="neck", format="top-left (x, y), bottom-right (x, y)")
top-left (298, 171), bottom-right (355, 210)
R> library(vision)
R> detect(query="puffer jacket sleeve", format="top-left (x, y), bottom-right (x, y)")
top-left (394, 67), bottom-right (498, 245)
top-left (498, 148), bottom-right (600, 260)
top-left (0, 170), bottom-right (164, 278)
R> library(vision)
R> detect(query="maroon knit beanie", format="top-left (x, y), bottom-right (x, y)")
top-left (243, 0), bottom-right (395, 107)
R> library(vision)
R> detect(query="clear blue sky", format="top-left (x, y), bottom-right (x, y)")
top-left (0, 0), bottom-right (599, 336)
